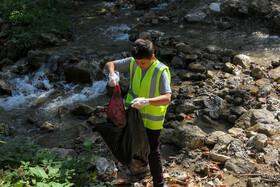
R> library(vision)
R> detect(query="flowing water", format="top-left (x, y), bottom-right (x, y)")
top-left (1, 0), bottom-right (280, 144)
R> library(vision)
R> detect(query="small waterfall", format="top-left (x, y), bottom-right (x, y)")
top-left (101, 24), bottom-right (130, 41)
top-left (0, 65), bottom-right (108, 112)
top-left (44, 80), bottom-right (107, 112)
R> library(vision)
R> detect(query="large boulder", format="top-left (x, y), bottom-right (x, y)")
top-left (0, 79), bottom-right (12, 96)
top-left (0, 58), bottom-right (14, 70)
top-left (233, 54), bottom-right (251, 69)
top-left (224, 152), bottom-right (257, 174)
top-left (175, 101), bottom-right (197, 114)
top-left (234, 109), bottom-right (278, 129)
top-left (27, 50), bottom-right (49, 69)
top-left (172, 122), bottom-right (207, 149)
top-left (64, 60), bottom-right (104, 83)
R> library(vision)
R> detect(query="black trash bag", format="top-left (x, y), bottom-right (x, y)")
top-left (94, 107), bottom-right (150, 173)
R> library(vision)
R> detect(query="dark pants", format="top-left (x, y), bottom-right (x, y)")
top-left (146, 128), bottom-right (164, 187)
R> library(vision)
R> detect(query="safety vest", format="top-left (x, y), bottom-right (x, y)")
top-left (125, 58), bottom-right (171, 130)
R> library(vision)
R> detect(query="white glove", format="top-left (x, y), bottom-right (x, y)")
top-left (108, 72), bottom-right (119, 87)
top-left (131, 97), bottom-right (150, 109)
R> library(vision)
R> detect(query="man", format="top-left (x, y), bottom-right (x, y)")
top-left (106, 38), bottom-right (171, 187)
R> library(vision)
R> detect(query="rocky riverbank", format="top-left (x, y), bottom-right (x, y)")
top-left (1, 0), bottom-right (280, 186)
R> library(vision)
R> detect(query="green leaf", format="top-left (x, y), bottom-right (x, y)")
top-left (83, 142), bottom-right (91, 147)
top-left (91, 170), bottom-right (97, 181)
top-left (48, 167), bottom-right (59, 177)
top-left (42, 159), bottom-right (48, 166)
top-left (30, 166), bottom-right (48, 179)
top-left (14, 181), bottom-right (25, 187)
top-left (32, 179), bottom-right (37, 184)
top-left (36, 182), bottom-right (49, 187)
top-left (49, 182), bottom-right (64, 187)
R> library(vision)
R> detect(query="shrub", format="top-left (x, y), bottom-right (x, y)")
top-left (0, 137), bottom-right (99, 186)
top-left (0, 0), bottom-right (73, 51)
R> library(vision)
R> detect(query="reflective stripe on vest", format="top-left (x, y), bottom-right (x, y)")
top-left (125, 58), bottom-right (171, 130)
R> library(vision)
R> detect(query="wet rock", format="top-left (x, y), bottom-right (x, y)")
top-left (47, 74), bottom-right (60, 82)
top-left (139, 31), bottom-right (152, 41)
top-left (41, 121), bottom-right (55, 131)
top-left (221, 49), bottom-right (236, 58)
top-left (247, 133), bottom-right (268, 151)
top-left (27, 50), bottom-right (49, 69)
top-left (222, 56), bottom-right (231, 63)
top-left (177, 70), bottom-right (206, 81)
top-left (185, 54), bottom-right (198, 62)
top-left (58, 106), bottom-right (72, 120)
top-left (188, 62), bottom-right (206, 73)
top-left (0, 58), bottom-right (14, 70)
top-left (249, 0), bottom-right (271, 14)
top-left (172, 123), bottom-right (206, 149)
top-left (206, 70), bottom-right (215, 79)
top-left (175, 43), bottom-right (191, 53)
top-left (269, 66), bottom-right (280, 82)
top-left (151, 18), bottom-right (159, 24)
top-left (206, 45), bottom-right (223, 54)
top-left (72, 104), bottom-right (95, 117)
top-left (224, 152), bottom-right (257, 174)
top-left (228, 114), bottom-right (237, 123)
top-left (0, 79), bottom-right (12, 96)
top-left (233, 54), bottom-right (251, 69)
top-left (158, 47), bottom-right (176, 62)
top-left (39, 33), bottom-right (60, 46)
top-left (251, 66), bottom-right (264, 79)
top-left (214, 88), bottom-right (230, 98)
top-left (184, 12), bottom-right (207, 22)
top-left (271, 60), bottom-right (280, 68)
top-left (171, 56), bottom-right (183, 69)
top-left (223, 62), bottom-right (235, 73)
top-left (64, 60), bottom-right (93, 83)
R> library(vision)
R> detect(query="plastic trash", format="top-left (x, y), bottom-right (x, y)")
top-left (94, 108), bottom-right (150, 173)
top-left (96, 157), bottom-right (118, 178)
top-left (106, 84), bottom-right (126, 128)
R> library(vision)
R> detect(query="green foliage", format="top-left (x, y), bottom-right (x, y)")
top-left (0, 0), bottom-right (73, 50)
top-left (0, 137), bottom-right (99, 186)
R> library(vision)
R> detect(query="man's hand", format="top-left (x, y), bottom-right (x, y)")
top-left (131, 97), bottom-right (150, 109)
top-left (108, 72), bottom-right (119, 87)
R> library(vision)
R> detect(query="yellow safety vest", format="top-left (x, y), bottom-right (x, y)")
top-left (125, 58), bottom-right (171, 130)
